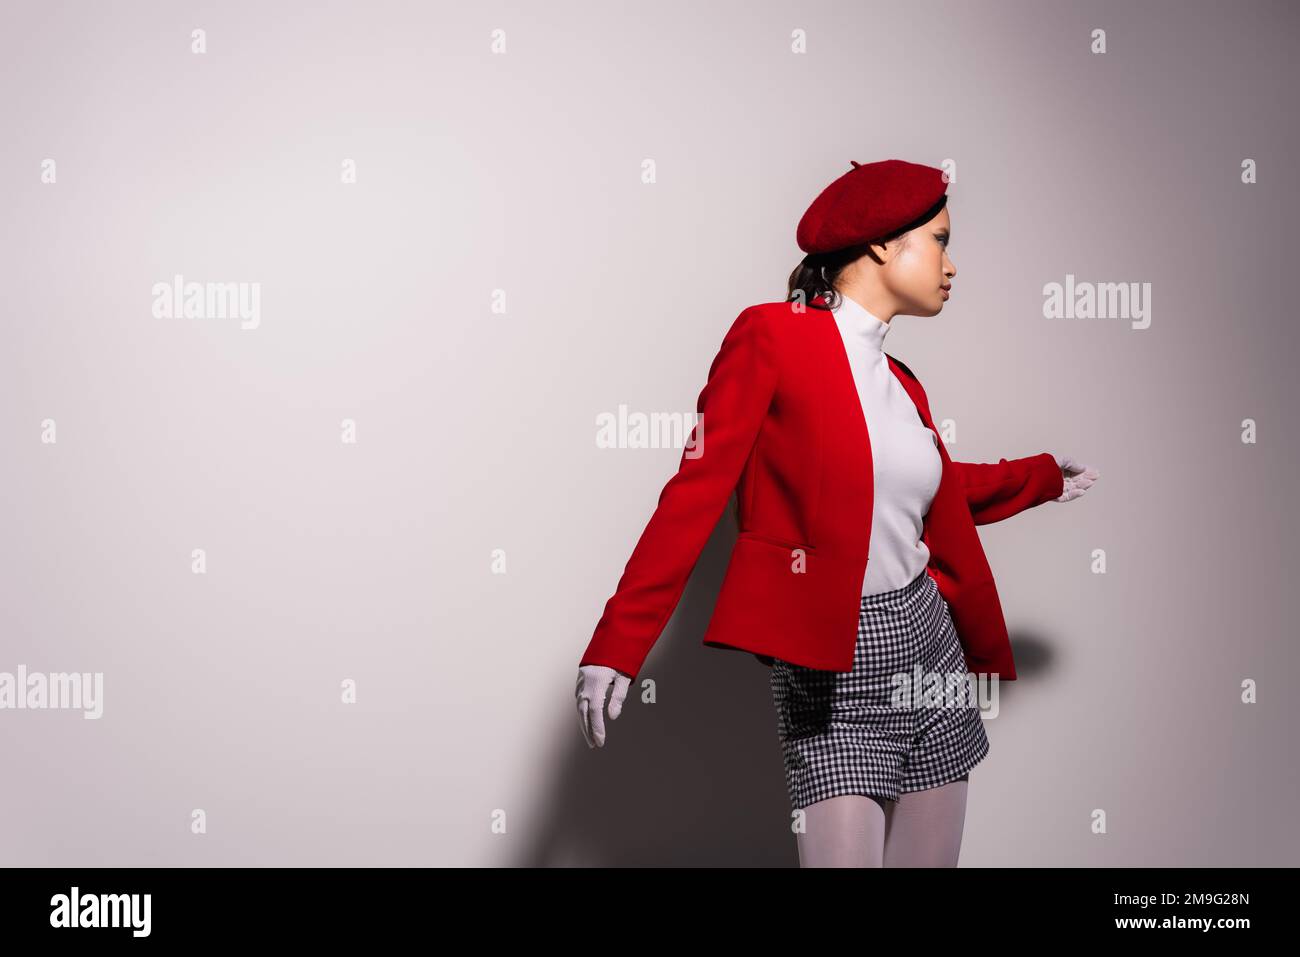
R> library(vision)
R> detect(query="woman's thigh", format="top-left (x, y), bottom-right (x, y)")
top-left (882, 775), bottom-right (970, 867)
top-left (796, 794), bottom-right (889, 867)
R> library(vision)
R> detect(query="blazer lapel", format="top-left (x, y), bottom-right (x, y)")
top-left (886, 355), bottom-right (943, 454)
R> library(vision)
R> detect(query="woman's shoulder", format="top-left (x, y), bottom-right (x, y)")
top-left (736, 297), bottom-right (830, 331)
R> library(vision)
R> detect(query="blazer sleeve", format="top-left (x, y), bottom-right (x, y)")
top-left (888, 354), bottom-right (1064, 527)
top-left (951, 453), bottom-right (1064, 526)
top-left (579, 308), bottom-right (779, 680)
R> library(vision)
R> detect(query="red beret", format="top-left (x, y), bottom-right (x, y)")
top-left (796, 158), bottom-right (948, 255)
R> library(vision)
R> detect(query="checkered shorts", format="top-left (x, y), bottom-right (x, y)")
top-left (769, 568), bottom-right (990, 809)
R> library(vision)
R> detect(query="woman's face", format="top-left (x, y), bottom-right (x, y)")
top-left (878, 206), bottom-right (955, 317)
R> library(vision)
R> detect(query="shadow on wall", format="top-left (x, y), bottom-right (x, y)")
top-left (514, 503), bottom-right (1058, 867)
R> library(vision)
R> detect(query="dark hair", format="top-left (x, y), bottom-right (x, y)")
top-left (786, 194), bottom-right (949, 310)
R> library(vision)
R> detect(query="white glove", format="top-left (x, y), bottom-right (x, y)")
top-left (575, 665), bottom-right (631, 748)
top-left (1052, 453), bottom-right (1100, 503)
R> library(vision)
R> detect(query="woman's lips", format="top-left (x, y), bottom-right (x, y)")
top-left (940, 287), bottom-right (950, 299)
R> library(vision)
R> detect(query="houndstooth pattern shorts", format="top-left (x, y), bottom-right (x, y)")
top-left (770, 567), bottom-right (990, 809)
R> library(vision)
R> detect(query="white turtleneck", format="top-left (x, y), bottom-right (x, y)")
top-left (830, 291), bottom-right (943, 597)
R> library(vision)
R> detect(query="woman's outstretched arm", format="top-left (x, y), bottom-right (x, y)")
top-left (579, 308), bottom-right (780, 680)
top-left (950, 453), bottom-right (1064, 525)
top-left (884, 354), bottom-right (1065, 527)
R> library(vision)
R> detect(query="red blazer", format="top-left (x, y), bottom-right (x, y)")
top-left (580, 294), bottom-right (1063, 680)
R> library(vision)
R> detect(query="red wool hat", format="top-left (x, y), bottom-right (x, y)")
top-left (796, 158), bottom-right (949, 255)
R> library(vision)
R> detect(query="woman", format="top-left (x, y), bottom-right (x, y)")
top-left (574, 158), bottom-right (1099, 867)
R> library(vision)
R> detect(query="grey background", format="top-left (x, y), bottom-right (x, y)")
top-left (2, 0), bottom-right (1296, 866)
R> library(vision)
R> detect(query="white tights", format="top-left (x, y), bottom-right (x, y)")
top-left (795, 774), bottom-right (969, 867)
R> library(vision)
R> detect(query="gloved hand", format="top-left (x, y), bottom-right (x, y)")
top-left (1052, 453), bottom-right (1100, 503)
top-left (575, 665), bottom-right (631, 748)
